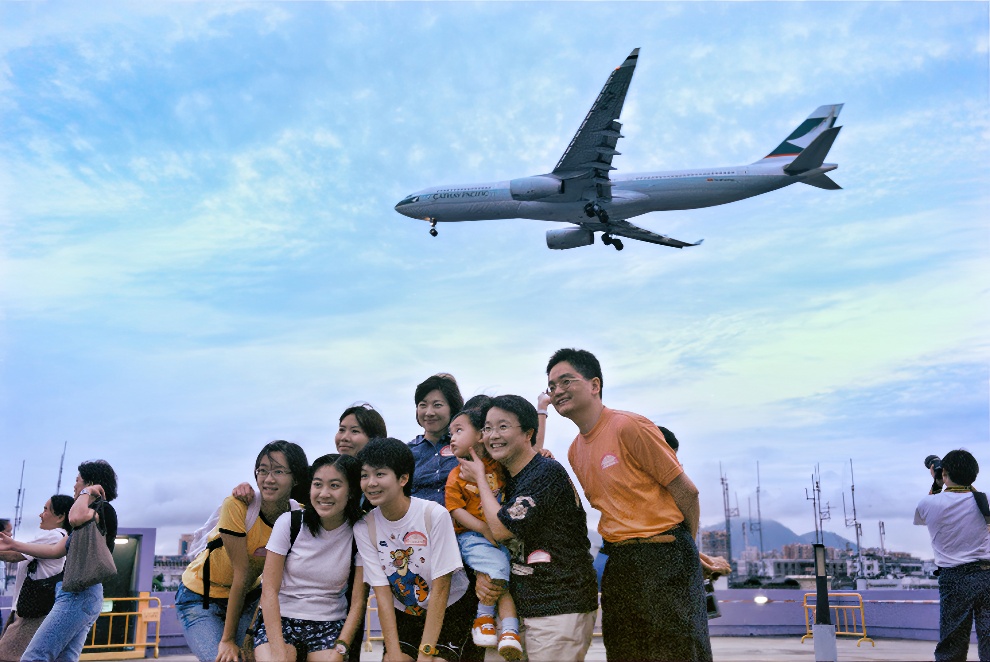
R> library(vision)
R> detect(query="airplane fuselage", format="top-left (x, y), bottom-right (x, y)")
top-left (396, 160), bottom-right (839, 226)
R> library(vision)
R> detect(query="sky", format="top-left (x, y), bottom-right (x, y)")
top-left (1, 1), bottom-right (987, 560)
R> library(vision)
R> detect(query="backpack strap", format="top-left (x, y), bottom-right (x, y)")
top-left (202, 536), bottom-right (224, 609)
top-left (287, 509), bottom-right (303, 556)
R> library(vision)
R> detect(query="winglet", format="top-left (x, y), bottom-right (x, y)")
top-left (619, 48), bottom-right (640, 69)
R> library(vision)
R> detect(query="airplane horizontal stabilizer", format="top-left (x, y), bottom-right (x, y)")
top-left (803, 174), bottom-right (842, 190)
top-left (784, 126), bottom-right (842, 174)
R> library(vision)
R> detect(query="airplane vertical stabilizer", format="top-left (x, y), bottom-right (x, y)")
top-left (754, 103), bottom-right (843, 163)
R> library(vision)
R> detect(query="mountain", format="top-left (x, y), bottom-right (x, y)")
top-left (701, 518), bottom-right (856, 559)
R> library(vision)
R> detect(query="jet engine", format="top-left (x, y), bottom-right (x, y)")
top-left (546, 227), bottom-right (595, 250)
top-left (510, 175), bottom-right (563, 201)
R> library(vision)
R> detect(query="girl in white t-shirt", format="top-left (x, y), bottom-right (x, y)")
top-left (255, 454), bottom-right (367, 662)
top-left (0, 495), bottom-right (73, 662)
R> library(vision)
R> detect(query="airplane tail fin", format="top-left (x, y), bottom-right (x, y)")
top-left (754, 103), bottom-right (843, 164)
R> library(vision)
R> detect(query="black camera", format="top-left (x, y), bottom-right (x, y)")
top-left (925, 455), bottom-right (943, 481)
top-left (704, 579), bottom-right (721, 619)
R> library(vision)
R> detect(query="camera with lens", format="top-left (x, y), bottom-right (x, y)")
top-left (925, 455), bottom-right (944, 493)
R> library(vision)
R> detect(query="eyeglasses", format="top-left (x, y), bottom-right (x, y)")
top-left (546, 376), bottom-right (586, 395)
top-left (482, 424), bottom-right (522, 436)
top-left (255, 468), bottom-right (291, 479)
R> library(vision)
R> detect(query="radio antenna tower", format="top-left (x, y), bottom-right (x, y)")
top-left (720, 463), bottom-right (740, 575)
top-left (754, 462), bottom-right (765, 562)
top-left (13, 461), bottom-right (26, 538)
top-left (805, 464), bottom-right (831, 545)
top-left (56, 441), bottom-right (68, 493)
top-left (878, 521), bottom-right (888, 576)
top-left (842, 459), bottom-right (865, 577)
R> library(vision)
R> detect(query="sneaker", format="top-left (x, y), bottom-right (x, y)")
top-left (472, 615), bottom-right (497, 647)
top-left (497, 630), bottom-right (523, 660)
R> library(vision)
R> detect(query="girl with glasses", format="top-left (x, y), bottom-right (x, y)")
top-left (175, 441), bottom-right (309, 662)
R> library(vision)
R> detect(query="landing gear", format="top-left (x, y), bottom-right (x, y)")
top-left (584, 202), bottom-right (609, 223)
top-left (428, 219), bottom-right (438, 237)
top-left (601, 234), bottom-right (623, 251)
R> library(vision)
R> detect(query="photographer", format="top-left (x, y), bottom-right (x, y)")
top-left (914, 449), bottom-right (990, 661)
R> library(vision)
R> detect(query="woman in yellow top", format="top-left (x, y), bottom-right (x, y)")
top-left (175, 440), bottom-right (309, 662)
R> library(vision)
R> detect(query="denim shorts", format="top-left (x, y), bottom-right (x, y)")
top-left (457, 531), bottom-right (511, 582)
top-left (253, 615), bottom-right (344, 654)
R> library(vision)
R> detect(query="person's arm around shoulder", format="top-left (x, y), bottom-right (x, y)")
top-left (667, 472), bottom-right (701, 539)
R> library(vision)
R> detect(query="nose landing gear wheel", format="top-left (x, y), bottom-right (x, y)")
top-left (428, 219), bottom-right (438, 237)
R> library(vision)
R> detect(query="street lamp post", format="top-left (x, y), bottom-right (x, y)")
top-left (813, 543), bottom-right (838, 661)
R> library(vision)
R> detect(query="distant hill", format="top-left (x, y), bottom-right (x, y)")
top-left (701, 518), bottom-right (856, 559)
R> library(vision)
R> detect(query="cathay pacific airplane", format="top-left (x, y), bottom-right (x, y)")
top-left (395, 48), bottom-right (843, 251)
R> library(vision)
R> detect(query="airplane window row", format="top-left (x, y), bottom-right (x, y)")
top-left (636, 171), bottom-right (735, 180)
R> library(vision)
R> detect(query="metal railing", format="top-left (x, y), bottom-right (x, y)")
top-left (80, 592), bottom-right (161, 660)
top-left (801, 592), bottom-right (875, 647)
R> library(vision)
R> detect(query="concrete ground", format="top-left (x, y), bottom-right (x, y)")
top-left (159, 635), bottom-right (973, 661)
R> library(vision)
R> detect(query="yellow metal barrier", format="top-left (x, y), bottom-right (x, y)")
top-left (80, 592), bottom-right (161, 660)
top-left (364, 593), bottom-right (382, 651)
top-left (801, 592), bottom-right (875, 647)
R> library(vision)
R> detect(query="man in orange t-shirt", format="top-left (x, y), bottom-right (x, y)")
top-left (546, 348), bottom-right (712, 662)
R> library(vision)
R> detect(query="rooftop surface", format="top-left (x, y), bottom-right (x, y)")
top-left (160, 636), bottom-right (974, 661)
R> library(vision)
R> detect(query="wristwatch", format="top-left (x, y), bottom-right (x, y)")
top-left (419, 643), bottom-right (439, 657)
top-left (333, 640), bottom-right (349, 656)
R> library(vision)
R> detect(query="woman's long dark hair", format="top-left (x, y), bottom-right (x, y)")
top-left (255, 440), bottom-right (310, 505)
top-left (304, 454), bottom-right (363, 535)
top-left (49, 494), bottom-right (74, 533)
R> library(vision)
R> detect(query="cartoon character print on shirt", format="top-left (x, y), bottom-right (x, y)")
top-left (380, 527), bottom-right (432, 616)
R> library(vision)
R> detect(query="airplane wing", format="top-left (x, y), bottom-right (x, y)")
top-left (581, 218), bottom-right (703, 249)
top-left (551, 48), bottom-right (639, 201)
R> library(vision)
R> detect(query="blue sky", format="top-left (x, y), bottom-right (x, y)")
top-left (1, 2), bottom-right (987, 558)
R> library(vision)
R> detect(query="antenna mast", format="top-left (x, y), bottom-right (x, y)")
top-left (805, 464), bottom-right (831, 545)
top-left (878, 521), bottom-right (887, 577)
top-left (755, 461), bottom-right (765, 563)
top-left (842, 459), bottom-right (865, 577)
top-left (56, 441), bottom-right (67, 493)
top-left (13, 461), bottom-right (25, 537)
top-left (720, 463), bottom-right (740, 578)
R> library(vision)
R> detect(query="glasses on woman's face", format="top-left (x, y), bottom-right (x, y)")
top-left (255, 468), bottom-right (292, 479)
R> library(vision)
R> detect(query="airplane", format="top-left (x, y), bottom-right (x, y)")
top-left (394, 48), bottom-right (843, 251)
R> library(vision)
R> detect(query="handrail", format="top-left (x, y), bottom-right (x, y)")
top-left (80, 593), bottom-right (161, 660)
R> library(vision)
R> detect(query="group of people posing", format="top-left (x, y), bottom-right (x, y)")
top-left (1, 347), bottom-right (720, 662)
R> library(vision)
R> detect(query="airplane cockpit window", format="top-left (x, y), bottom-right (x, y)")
top-left (397, 195), bottom-right (420, 206)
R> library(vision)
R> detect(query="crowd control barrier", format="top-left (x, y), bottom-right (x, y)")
top-left (801, 592), bottom-right (875, 647)
top-left (80, 592), bottom-right (162, 660)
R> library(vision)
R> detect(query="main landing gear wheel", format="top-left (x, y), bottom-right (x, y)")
top-left (601, 233), bottom-right (613, 246)
top-left (584, 202), bottom-right (597, 218)
top-left (613, 239), bottom-right (624, 251)
top-left (428, 219), bottom-right (438, 237)
top-left (597, 209), bottom-right (610, 223)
